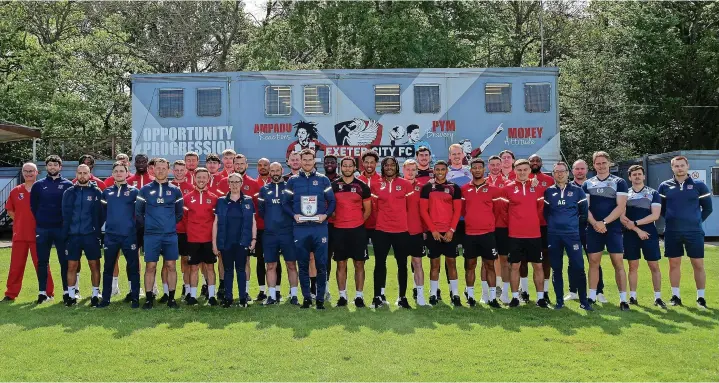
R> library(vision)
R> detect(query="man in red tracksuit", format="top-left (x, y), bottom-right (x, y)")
top-left (420, 160), bottom-right (462, 307)
top-left (357, 150), bottom-right (382, 296)
top-left (403, 159), bottom-right (428, 306)
top-left (3, 163), bottom-right (55, 302)
top-left (498, 159), bottom-right (548, 308)
top-left (529, 154), bottom-right (555, 303)
top-left (487, 155), bottom-right (512, 303)
top-left (171, 160), bottom-right (193, 301)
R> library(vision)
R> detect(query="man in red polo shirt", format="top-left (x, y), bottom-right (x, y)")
top-left (3, 163), bottom-right (55, 302)
top-left (403, 159), bottom-right (427, 306)
top-left (498, 159), bottom-right (548, 308)
top-left (528, 154), bottom-right (555, 303)
top-left (171, 160), bottom-right (194, 300)
top-left (183, 168), bottom-right (220, 306)
top-left (420, 160), bottom-right (463, 307)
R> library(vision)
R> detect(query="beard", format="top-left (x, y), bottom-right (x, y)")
top-left (47, 170), bottom-right (60, 177)
top-left (531, 166), bottom-right (541, 173)
top-left (271, 175), bottom-right (282, 183)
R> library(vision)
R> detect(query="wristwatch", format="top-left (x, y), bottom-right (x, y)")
top-left (602, 220), bottom-right (607, 225)
top-left (633, 220), bottom-right (638, 227)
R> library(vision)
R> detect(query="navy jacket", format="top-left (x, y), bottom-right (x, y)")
top-left (135, 181), bottom-right (184, 235)
top-left (282, 170), bottom-right (336, 227)
top-left (658, 177), bottom-right (713, 233)
top-left (101, 183), bottom-right (139, 237)
top-left (30, 175), bottom-right (74, 229)
top-left (215, 193), bottom-right (255, 250)
top-left (543, 183), bottom-right (588, 235)
top-left (61, 184), bottom-right (105, 238)
top-left (258, 181), bottom-right (294, 235)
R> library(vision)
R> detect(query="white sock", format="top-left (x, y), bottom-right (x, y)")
top-left (512, 291), bottom-right (519, 299)
top-left (589, 289), bottom-right (597, 300)
top-left (68, 286), bottom-right (76, 298)
top-left (75, 273), bottom-right (81, 289)
top-left (339, 290), bottom-right (347, 299)
top-left (381, 287), bottom-right (386, 295)
top-left (92, 287), bottom-right (99, 297)
top-left (489, 287), bottom-right (496, 301)
top-left (537, 291), bottom-right (545, 299)
top-left (502, 282), bottom-right (510, 298)
top-left (260, 285), bottom-right (266, 293)
top-left (630, 291), bottom-right (637, 299)
top-left (268, 287), bottom-right (276, 299)
top-left (481, 281), bottom-right (489, 298)
top-left (290, 287), bottom-right (298, 297)
top-left (430, 280), bottom-right (439, 296)
top-left (672, 287), bottom-right (680, 297)
top-left (654, 291), bottom-right (662, 299)
top-left (543, 279), bottom-right (550, 292)
top-left (416, 286), bottom-right (424, 303)
top-left (190, 287), bottom-right (197, 298)
top-left (112, 277), bottom-right (119, 289)
top-left (619, 291), bottom-right (627, 303)
top-left (467, 286), bottom-right (475, 299)
top-left (39, 290), bottom-right (46, 296)
top-left (162, 284), bottom-right (169, 295)
top-left (356, 291), bottom-right (363, 298)
top-left (449, 279), bottom-right (459, 296)
top-left (184, 284), bottom-right (190, 293)
top-left (246, 281), bottom-right (250, 294)
top-left (697, 289), bottom-right (705, 299)
top-left (208, 285), bottom-right (216, 298)
top-left (496, 276), bottom-right (502, 287)
top-left (520, 277), bottom-right (528, 292)
top-left (128, 281), bottom-right (132, 291)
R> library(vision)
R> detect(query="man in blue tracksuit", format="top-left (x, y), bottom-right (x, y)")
top-left (258, 162), bottom-right (299, 306)
top-left (543, 162), bottom-right (591, 310)
top-left (135, 158), bottom-right (184, 309)
top-left (658, 155), bottom-right (713, 308)
top-left (61, 164), bottom-right (105, 307)
top-left (31, 155), bottom-right (74, 304)
top-left (98, 161), bottom-right (141, 308)
top-left (282, 149), bottom-right (336, 309)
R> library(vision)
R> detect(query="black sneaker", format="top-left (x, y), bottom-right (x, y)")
top-left (123, 293), bottom-right (133, 303)
top-left (467, 297), bottom-right (477, 307)
top-left (290, 296), bottom-right (300, 306)
top-left (276, 291), bottom-right (282, 302)
top-left (65, 297), bottom-right (77, 307)
top-left (62, 293), bottom-right (70, 304)
top-left (90, 296), bottom-right (100, 307)
top-left (520, 291), bottom-right (530, 303)
top-left (588, 298), bottom-right (597, 305)
top-left (181, 285), bottom-right (186, 297)
top-left (536, 298), bottom-right (548, 308)
top-left (238, 299), bottom-right (248, 308)
top-left (429, 295), bottom-right (438, 306)
top-left (370, 296), bottom-right (384, 308)
top-left (217, 283), bottom-right (225, 298)
top-left (256, 291), bottom-right (268, 302)
top-left (222, 299), bottom-right (233, 308)
top-left (301, 299), bottom-right (312, 309)
top-left (354, 297), bottom-right (366, 308)
top-left (697, 297), bottom-right (707, 309)
top-left (544, 292), bottom-right (551, 305)
top-left (413, 288), bottom-right (418, 300)
top-left (380, 294), bottom-right (388, 304)
top-left (167, 299), bottom-right (179, 309)
top-left (397, 297), bottom-right (411, 309)
top-left (130, 299), bottom-right (140, 309)
top-left (336, 297), bottom-right (348, 307)
top-left (316, 301), bottom-right (325, 310)
top-left (670, 295), bottom-right (683, 306)
top-left (436, 289), bottom-right (443, 301)
top-left (263, 297), bottom-right (278, 306)
top-left (619, 302), bottom-right (630, 311)
top-left (201, 284), bottom-right (209, 299)
top-left (451, 295), bottom-right (462, 307)
top-left (186, 297), bottom-right (199, 306)
top-left (580, 303), bottom-right (593, 311)
top-left (184, 293), bottom-right (191, 302)
top-left (487, 299), bottom-right (501, 308)
top-left (36, 294), bottom-right (49, 304)
top-left (158, 294), bottom-right (169, 304)
top-left (654, 298), bottom-right (667, 309)
top-left (208, 297), bottom-right (219, 306)
top-left (509, 298), bottom-right (520, 307)
top-left (142, 299), bottom-right (154, 310)
top-left (2, 296), bottom-right (13, 302)
top-left (629, 297), bottom-right (639, 305)
top-left (245, 293), bottom-right (253, 303)
top-left (96, 300), bottom-right (110, 309)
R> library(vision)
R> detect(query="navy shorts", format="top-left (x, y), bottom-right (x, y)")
top-left (66, 234), bottom-right (102, 261)
top-left (144, 233), bottom-right (179, 263)
top-left (664, 231), bottom-right (705, 259)
top-left (623, 231), bottom-right (661, 261)
top-left (264, 232), bottom-right (296, 263)
top-left (463, 233), bottom-right (498, 260)
top-left (407, 233), bottom-right (426, 258)
top-left (585, 228), bottom-right (623, 254)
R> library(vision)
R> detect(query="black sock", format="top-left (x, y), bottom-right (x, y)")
top-left (169, 290), bottom-right (175, 300)
top-left (147, 291), bottom-right (155, 301)
top-left (219, 279), bottom-right (225, 289)
top-left (310, 277), bottom-right (317, 295)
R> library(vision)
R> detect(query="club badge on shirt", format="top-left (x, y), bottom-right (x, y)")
top-left (18, 193), bottom-right (24, 200)
top-left (687, 185), bottom-right (693, 190)
top-left (567, 191), bottom-right (573, 197)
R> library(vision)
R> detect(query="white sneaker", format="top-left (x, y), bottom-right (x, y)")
top-left (111, 286), bottom-right (121, 297)
top-left (564, 292), bottom-right (579, 301)
top-left (597, 293), bottom-right (608, 303)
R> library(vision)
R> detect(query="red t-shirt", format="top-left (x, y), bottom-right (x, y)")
top-left (182, 189), bottom-right (218, 243)
top-left (331, 178), bottom-right (371, 229)
top-left (171, 179), bottom-right (193, 233)
top-left (487, 174), bottom-right (511, 228)
top-left (499, 180), bottom-right (544, 239)
top-left (406, 179), bottom-right (425, 235)
top-left (6, 185), bottom-right (35, 242)
top-left (419, 181), bottom-right (463, 233)
top-left (529, 172), bottom-right (554, 226)
top-left (73, 174), bottom-right (107, 191)
top-left (462, 181), bottom-right (500, 235)
top-left (357, 172), bottom-right (381, 229)
top-left (371, 177), bottom-right (414, 233)
top-left (127, 172), bottom-right (153, 189)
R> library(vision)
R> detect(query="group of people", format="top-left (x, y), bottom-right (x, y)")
top-left (2, 143), bottom-right (712, 311)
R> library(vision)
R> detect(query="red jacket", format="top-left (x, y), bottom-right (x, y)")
top-left (6, 185), bottom-right (35, 242)
top-left (498, 180), bottom-right (544, 238)
top-left (419, 181), bottom-right (462, 233)
top-left (487, 174), bottom-right (511, 228)
top-left (461, 181), bottom-right (501, 235)
top-left (371, 177), bottom-right (414, 233)
top-left (529, 172), bottom-right (554, 226)
top-left (406, 179), bottom-right (425, 235)
top-left (127, 172), bottom-right (153, 189)
top-left (358, 172), bottom-right (381, 229)
top-left (171, 179), bottom-right (193, 233)
top-left (182, 189), bottom-right (218, 243)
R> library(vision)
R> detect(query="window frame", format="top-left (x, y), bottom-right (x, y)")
top-left (158, 88), bottom-right (184, 118)
top-left (374, 84), bottom-right (401, 115)
top-left (196, 87), bottom-right (222, 117)
top-left (303, 84), bottom-right (331, 115)
top-left (413, 84), bottom-right (441, 114)
top-left (523, 82), bottom-right (552, 113)
top-left (264, 85), bottom-right (292, 117)
top-left (484, 83), bottom-right (512, 113)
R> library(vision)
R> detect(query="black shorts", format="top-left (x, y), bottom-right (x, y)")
top-left (250, 229), bottom-right (264, 258)
top-left (508, 237), bottom-right (543, 264)
top-left (178, 233), bottom-right (189, 257)
top-left (541, 226), bottom-right (548, 249)
top-left (327, 223), bottom-right (336, 258)
top-left (455, 220), bottom-right (466, 247)
top-left (332, 226), bottom-right (369, 261)
top-left (425, 232), bottom-right (458, 259)
top-left (187, 242), bottom-right (217, 265)
top-left (407, 233), bottom-right (426, 258)
top-left (495, 227), bottom-right (509, 256)
top-left (463, 233), bottom-right (498, 260)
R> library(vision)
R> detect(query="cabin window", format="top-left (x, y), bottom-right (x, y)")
top-left (265, 85), bottom-right (292, 116)
top-left (524, 82), bottom-right (551, 113)
top-left (197, 88), bottom-right (222, 117)
top-left (485, 83), bottom-right (511, 113)
top-left (158, 88), bottom-right (184, 118)
top-left (304, 85), bottom-right (330, 115)
top-left (375, 84), bottom-right (401, 114)
top-left (712, 167), bottom-right (719, 196)
top-left (414, 85), bottom-right (440, 114)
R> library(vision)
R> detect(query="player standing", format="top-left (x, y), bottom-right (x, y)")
top-left (170, 160), bottom-right (193, 300)
top-left (403, 159), bottom-right (428, 306)
top-left (528, 154), bottom-right (554, 303)
top-left (487, 155), bottom-right (511, 303)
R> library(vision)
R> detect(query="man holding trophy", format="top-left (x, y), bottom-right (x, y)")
top-left (282, 149), bottom-right (336, 310)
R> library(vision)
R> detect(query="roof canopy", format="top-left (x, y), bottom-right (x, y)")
top-left (0, 121), bottom-right (42, 143)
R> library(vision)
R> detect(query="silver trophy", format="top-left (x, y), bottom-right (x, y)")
top-left (299, 195), bottom-right (320, 222)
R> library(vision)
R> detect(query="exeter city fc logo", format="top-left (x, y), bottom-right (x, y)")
top-left (321, 237), bottom-right (327, 243)
top-left (18, 193), bottom-right (24, 200)
top-left (573, 244), bottom-right (580, 251)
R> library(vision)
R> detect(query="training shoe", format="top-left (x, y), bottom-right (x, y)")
top-left (96, 300), bottom-right (110, 308)
top-left (467, 297), bottom-right (477, 307)
top-left (74, 291), bottom-right (82, 300)
top-left (36, 294), bottom-right (49, 304)
top-left (201, 285), bottom-right (209, 299)
top-left (167, 299), bottom-right (179, 309)
top-left (597, 293), bottom-right (608, 303)
top-left (142, 299), bottom-right (154, 310)
top-left (544, 293), bottom-right (552, 305)
top-left (217, 286), bottom-right (225, 298)
top-left (429, 295), bottom-right (438, 306)
top-left (123, 293), bottom-right (133, 303)
top-left (580, 303), bottom-right (593, 311)
top-left (588, 298), bottom-right (597, 305)
top-left (520, 291), bottom-right (530, 303)
top-left (111, 286), bottom-right (120, 297)
top-left (222, 299), bottom-right (233, 308)
top-left (245, 293), bottom-right (253, 303)
top-left (90, 296), bottom-right (100, 307)
top-left (500, 295), bottom-right (510, 305)
top-left (208, 297), bottom-right (219, 307)
top-left (290, 296), bottom-right (300, 306)
top-left (370, 296), bottom-right (384, 309)
top-left (2, 296), bottom-right (14, 302)
top-left (436, 289), bottom-right (443, 301)
top-left (670, 295), bottom-right (683, 306)
top-left (301, 299), bottom-right (312, 309)
top-left (184, 293), bottom-right (191, 302)
top-left (380, 294), bottom-right (387, 304)
top-left (325, 291), bottom-right (332, 302)
top-left (256, 291), bottom-right (268, 302)
top-left (336, 297), bottom-right (348, 307)
top-left (554, 302), bottom-right (565, 310)
top-left (130, 299), bottom-right (140, 309)
top-left (629, 297), bottom-right (639, 305)
top-left (62, 293), bottom-right (70, 304)
top-left (450, 295), bottom-right (462, 307)
top-left (181, 285), bottom-right (186, 297)
top-left (354, 297), bottom-right (366, 308)
top-left (316, 301), bottom-right (326, 310)
top-left (158, 294), bottom-right (169, 304)
top-left (413, 288), bottom-right (418, 300)
top-left (276, 291), bottom-right (282, 302)
top-left (397, 297), bottom-right (411, 309)
top-left (564, 292), bottom-right (579, 301)
top-left (262, 297), bottom-right (278, 306)
top-left (697, 297), bottom-right (707, 309)
top-left (487, 299), bottom-right (501, 308)
top-left (186, 297), bottom-right (199, 306)
top-left (65, 297), bottom-right (77, 307)
top-left (654, 298), bottom-right (667, 309)
top-left (238, 299), bottom-right (248, 308)
top-left (509, 298), bottom-right (520, 307)
top-left (619, 302), bottom-right (630, 311)
top-left (536, 298), bottom-right (548, 308)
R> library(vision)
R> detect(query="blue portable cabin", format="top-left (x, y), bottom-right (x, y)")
top-left (616, 150), bottom-right (719, 236)
top-left (131, 67), bottom-right (560, 172)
